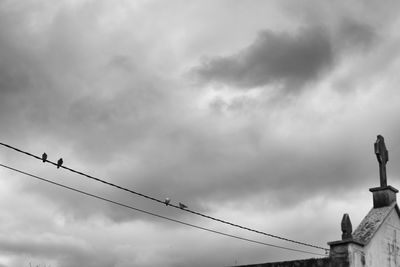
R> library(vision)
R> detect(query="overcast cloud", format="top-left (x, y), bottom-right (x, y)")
top-left (1, 1), bottom-right (400, 266)
top-left (193, 26), bottom-right (334, 90)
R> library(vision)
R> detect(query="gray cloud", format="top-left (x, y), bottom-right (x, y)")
top-left (0, 234), bottom-right (91, 257)
top-left (193, 26), bottom-right (333, 90)
top-left (1, 1), bottom-right (400, 267)
top-left (336, 18), bottom-right (377, 51)
top-left (0, 233), bottom-right (117, 267)
top-left (0, 0), bottom-right (390, 226)
top-left (192, 16), bottom-right (378, 94)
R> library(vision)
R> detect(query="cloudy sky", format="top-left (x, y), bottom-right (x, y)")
top-left (1, 0), bottom-right (400, 266)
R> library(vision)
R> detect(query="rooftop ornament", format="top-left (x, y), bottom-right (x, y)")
top-left (375, 135), bottom-right (389, 187)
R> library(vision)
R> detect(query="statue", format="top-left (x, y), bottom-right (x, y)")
top-left (341, 213), bottom-right (352, 240)
top-left (375, 135), bottom-right (389, 187)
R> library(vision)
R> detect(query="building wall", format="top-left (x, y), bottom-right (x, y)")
top-left (347, 243), bottom-right (364, 267)
top-left (233, 257), bottom-right (347, 267)
top-left (361, 209), bottom-right (400, 267)
top-left (232, 208), bottom-right (400, 267)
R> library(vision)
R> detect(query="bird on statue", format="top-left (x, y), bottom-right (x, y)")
top-left (164, 198), bottom-right (171, 206)
top-left (42, 153), bottom-right (47, 163)
top-left (179, 202), bottom-right (187, 209)
top-left (57, 158), bottom-right (63, 169)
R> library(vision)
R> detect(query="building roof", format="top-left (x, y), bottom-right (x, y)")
top-left (352, 202), bottom-right (399, 244)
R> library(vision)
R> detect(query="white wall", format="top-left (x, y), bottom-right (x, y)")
top-left (362, 209), bottom-right (400, 267)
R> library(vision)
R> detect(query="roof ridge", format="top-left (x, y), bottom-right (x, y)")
top-left (352, 202), bottom-right (397, 245)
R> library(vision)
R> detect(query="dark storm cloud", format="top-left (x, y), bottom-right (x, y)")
top-left (336, 18), bottom-right (377, 50)
top-left (0, 0), bottom-right (175, 160)
top-left (193, 26), bottom-right (333, 90)
top-left (192, 17), bottom-right (378, 92)
top-left (2, 1), bottom-right (400, 267)
top-left (0, 0), bottom-right (384, 227)
top-left (0, 0), bottom-right (180, 223)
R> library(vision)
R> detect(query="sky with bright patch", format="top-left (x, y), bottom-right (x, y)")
top-left (1, 1), bottom-right (400, 266)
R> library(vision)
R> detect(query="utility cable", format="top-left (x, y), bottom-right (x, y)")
top-left (0, 142), bottom-right (329, 252)
top-left (0, 163), bottom-right (326, 257)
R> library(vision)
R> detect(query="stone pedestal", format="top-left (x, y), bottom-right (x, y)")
top-left (369, 185), bottom-right (398, 208)
top-left (328, 239), bottom-right (364, 267)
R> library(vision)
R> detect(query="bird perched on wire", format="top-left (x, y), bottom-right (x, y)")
top-left (42, 153), bottom-right (47, 163)
top-left (179, 202), bottom-right (187, 209)
top-left (164, 198), bottom-right (171, 206)
top-left (57, 158), bottom-right (63, 169)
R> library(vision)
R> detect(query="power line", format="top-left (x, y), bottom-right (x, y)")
top-left (0, 163), bottom-right (326, 257)
top-left (0, 142), bottom-right (329, 252)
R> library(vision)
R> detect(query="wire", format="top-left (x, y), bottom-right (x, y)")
top-left (0, 163), bottom-right (326, 257)
top-left (0, 142), bottom-right (329, 252)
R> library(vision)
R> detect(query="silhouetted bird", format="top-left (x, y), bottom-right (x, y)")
top-left (42, 153), bottom-right (47, 163)
top-left (164, 198), bottom-right (171, 206)
top-left (179, 202), bottom-right (187, 209)
top-left (57, 158), bottom-right (63, 169)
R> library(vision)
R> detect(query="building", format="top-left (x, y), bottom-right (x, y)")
top-left (233, 135), bottom-right (399, 267)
